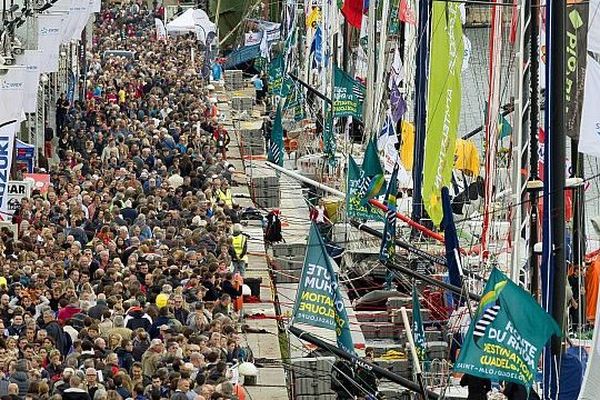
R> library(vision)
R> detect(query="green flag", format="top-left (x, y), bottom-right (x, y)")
top-left (323, 105), bottom-right (336, 166)
top-left (347, 155), bottom-right (383, 221)
top-left (412, 286), bottom-right (427, 361)
top-left (454, 268), bottom-right (561, 388)
top-left (422, 2), bottom-right (464, 226)
top-left (268, 103), bottom-right (284, 166)
top-left (268, 55), bottom-right (285, 96)
top-left (292, 223), bottom-right (355, 354)
top-left (357, 139), bottom-right (385, 205)
top-left (333, 66), bottom-right (365, 119)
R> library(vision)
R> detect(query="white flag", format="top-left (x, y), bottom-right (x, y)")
top-left (578, 55), bottom-right (600, 157)
top-left (0, 68), bottom-right (26, 124)
top-left (155, 18), bottom-right (167, 41)
top-left (590, 0), bottom-right (600, 54)
top-left (388, 46), bottom-right (404, 90)
top-left (22, 51), bottom-right (42, 114)
top-left (37, 14), bottom-right (62, 73)
top-left (259, 30), bottom-right (270, 61)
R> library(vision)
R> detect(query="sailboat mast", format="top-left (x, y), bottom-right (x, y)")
top-left (542, 0), bottom-right (567, 393)
top-left (510, 0), bottom-right (533, 283)
top-left (410, 0), bottom-right (430, 223)
top-left (528, 0), bottom-right (541, 299)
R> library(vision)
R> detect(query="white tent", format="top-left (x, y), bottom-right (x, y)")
top-left (165, 8), bottom-right (216, 43)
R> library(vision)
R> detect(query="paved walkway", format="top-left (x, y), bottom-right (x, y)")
top-left (216, 82), bottom-right (290, 400)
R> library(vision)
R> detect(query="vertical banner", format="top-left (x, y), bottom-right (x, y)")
top-left (578, 56), bottom-right (600, 157)
top-left (422, 2), bottom-right (464, 226)
top-left (22, 51), bottom-right (42, 114)
top-left (268, 55), bottom-right (285, 96)
top-left (412, 286), bottom-right (427, 361)
top-left (0, 68), bottom-right (26, 124)
top-left (267, 103), bottom-right (284, 166)
top-left (565, 2), bottom-right (588, 138)
top-left (155, 18), bottom-right (167, 40)
top-left (292, 223), bottom-right (355, 354)
top-left (0, 122), bottom-right (17, 220)
top-left (454, 268), bottom-right (560, 388)
top-left (37, 14), bottom-right (62, 73)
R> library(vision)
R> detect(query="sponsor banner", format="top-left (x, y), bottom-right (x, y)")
top-left (455, 268), bottom-right (560, 388)
top-left (565, 3), bottom-right (588, 138)
top-left (5, 181), bottom-right (32, 216)
top-left (22, 51), bottom-right (42, 114)
top-left (24, 174), bottom-right (51, 196)
top-left (0, 68), bottom-right (26, 124)
top-left (333, 66), bottom-right (365, 120)
top-left (0, 123), bottom-right (17, 219)
top-left (422, 2), bottom-right (464, 226)
top-left (37, 14), bottom-right (62, 73)
top-left (578, 56), bottom-right (600, 157)
top-left (292, 223), bottom-right (355, 354)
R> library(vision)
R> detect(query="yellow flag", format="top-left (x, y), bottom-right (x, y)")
top-left (306, 6), bottom-right (322, 28)
top-left (400, 121), bottom-right (415, 170)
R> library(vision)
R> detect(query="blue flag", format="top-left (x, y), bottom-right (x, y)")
top-left (310, 26), bottom-right (323, 69)
top-left (441, 187), bottom-right (462, 295)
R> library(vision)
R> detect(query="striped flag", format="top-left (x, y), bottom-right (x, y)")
top-left (268, 103), bottom-right (284, 166)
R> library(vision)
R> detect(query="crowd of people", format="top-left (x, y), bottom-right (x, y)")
top-left (2, 2), bottom-right (255, 400)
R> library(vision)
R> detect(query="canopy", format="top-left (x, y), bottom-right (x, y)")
top-left (166, 8), bottom-right (216, 43)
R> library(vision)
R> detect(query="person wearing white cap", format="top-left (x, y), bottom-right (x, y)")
top-left (229, 224), bottom-right (248, 276)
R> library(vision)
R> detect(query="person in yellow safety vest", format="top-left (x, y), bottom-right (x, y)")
top-left (217, 181), bottom-right (233, 207)
top-left (229, 223), bottom-right (248, 276)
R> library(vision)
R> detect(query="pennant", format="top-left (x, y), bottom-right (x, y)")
top-left (454, 268), bottom-right (561, 389)
top-left (399, 0), bottom-right (416, 25)
top-left (292, 223), bottom-right (355, 354)
top-left (379, 163), bottom-right (399, 262)
top-left (268, 103), bottom-right (284, 166)
top-left (412, 286), bottom-right (427, 361)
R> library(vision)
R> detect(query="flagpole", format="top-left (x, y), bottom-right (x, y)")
top-left (288, 326), bottom-right (440, 398)
top-left (363, 0), bottom-right (377, 137)
top-left (400, 307), bottom-right (428, 400)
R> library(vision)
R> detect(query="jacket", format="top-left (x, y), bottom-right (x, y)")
top-left (124, 308), bottom-right (152, 331)
top-left (45, 320), bottom-right (71, 355)
top-left (62, 388), bottom-right (91, 400)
